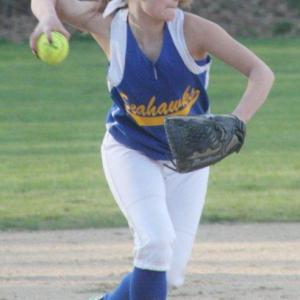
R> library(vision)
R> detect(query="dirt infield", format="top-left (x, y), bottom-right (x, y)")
top-left (1, 224), bottom-right (300, 300)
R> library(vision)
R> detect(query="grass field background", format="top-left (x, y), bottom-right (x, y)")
top-left (0, 37), bottom-right (299, 230)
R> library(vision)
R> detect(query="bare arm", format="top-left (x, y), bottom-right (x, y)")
top-left (30, 0), bottom-right (110, 56)
top-left (55, 0), bottom-right (111, 54)
top-left (185, 13), bottom-right (275, 123)
top-left (55, 0), bottom-right (108, 33)
top-left (31, 0), bottom-right (58, 19)
top-left (30, 0), bottom-right (70, 52)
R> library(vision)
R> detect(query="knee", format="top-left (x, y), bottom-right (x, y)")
top-left (134, 231), bottom-right (176, 270)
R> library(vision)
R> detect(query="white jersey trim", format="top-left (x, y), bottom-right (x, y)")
top-left (167, 9), bottom-right (211, 75)
top-left (107, 9), bottom-right (128, 91)
top-left (107, 9), bottom-right (211, 91)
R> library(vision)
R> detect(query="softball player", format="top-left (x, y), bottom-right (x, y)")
top-left (30, 0), bottom-right (275, 299)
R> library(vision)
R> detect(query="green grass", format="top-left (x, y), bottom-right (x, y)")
top-left (0, 37), bottom-right (299, 230)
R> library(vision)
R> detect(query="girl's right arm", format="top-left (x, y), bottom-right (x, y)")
top-left (31, 0), bottom-right (58, 20)
top-left (30, 0), bottom-right (70, 53)
top-left (30, 0), bottom-right (111, 57)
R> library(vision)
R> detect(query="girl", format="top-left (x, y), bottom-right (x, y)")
top-left (30, 1), bottom-right (275, 299)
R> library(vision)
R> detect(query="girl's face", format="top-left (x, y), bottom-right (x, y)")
top-left (140, 0), bottom-right (179, 21)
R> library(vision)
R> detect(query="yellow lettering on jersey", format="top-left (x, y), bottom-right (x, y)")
top-left (120, 86), bottom-right (200, 126)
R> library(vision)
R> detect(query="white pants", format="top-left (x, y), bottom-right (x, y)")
top-left (101, 132), bottom-right (209, 288)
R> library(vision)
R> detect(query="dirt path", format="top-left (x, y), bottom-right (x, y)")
top-left (1, 224), bottom-right (300, 300)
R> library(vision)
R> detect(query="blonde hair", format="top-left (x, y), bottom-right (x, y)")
top-left (99, 0), bottom-right (193, 11)
top-left (179, 0), bottom-right (193, 8)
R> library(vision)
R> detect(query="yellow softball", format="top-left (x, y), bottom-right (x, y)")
top-left (36, 32), bottom-right (69, 65)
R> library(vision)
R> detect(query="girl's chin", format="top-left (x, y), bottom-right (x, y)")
top-left (148, 9), bottom-right (177, 22)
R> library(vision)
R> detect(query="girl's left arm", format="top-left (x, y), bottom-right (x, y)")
top-left (185, 14), bottom-right (275, 123)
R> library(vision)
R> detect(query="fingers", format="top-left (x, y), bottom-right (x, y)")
top-left (29, 27), bottom-right (40, 56)
top-left (29, 24), bottom-right (71, 57)
top-left (58, 26), bottom-right (71, 40)
top-left (47, 26), bottom-right (71, 44)
top-left (45, 30), bottom-right (53, 44)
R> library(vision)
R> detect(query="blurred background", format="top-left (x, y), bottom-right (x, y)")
top-left (1, 0), bottom-right (300, 42)
top-left (0, 0), bottom-right (299, 230)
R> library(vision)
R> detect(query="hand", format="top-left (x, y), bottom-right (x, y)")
top-left (164, 114), bottom-right (246, 173)
top-left (30, 14), bottom-right (70, 56)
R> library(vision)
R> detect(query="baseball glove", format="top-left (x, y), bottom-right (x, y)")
top-left (164, 114), bottom-right (246, 173)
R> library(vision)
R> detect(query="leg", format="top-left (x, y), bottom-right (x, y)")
top-left (163, 165), bottom-right (210, 288)
top-left (101, 132), bottom-right (176, 299)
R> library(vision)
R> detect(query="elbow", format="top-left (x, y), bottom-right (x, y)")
top-left (30, 1), bottom-right (36, 15)
top-left (268, 69), bottom-right (276, 92)
top-left (251, 64), bottom-right (276, 86)
top-left (265, 66), bottom-right (276, 85)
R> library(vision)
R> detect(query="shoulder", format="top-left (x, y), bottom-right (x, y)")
top-left (182, 11), bottom-right (224, 59)
top-left (183, 11), bottom-right (219, 30)
top-left (182, 11), bottom-right (268, 78)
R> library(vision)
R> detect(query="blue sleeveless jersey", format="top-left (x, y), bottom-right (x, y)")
top-left (106, 9), bottom-right (212, 160)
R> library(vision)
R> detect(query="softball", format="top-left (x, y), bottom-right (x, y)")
top-left (36, 32), bottom-right (69, 65)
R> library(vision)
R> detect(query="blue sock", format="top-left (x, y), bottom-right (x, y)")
top-left (104, 273), bottom-right (131, 300)
top-left (104, 268), bottom-right (167, 300)
top-left (130, 267), bottom-right (167, 300)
